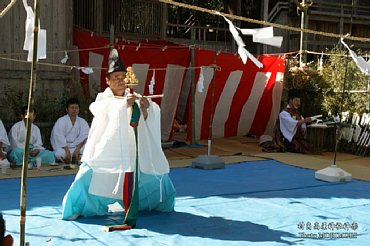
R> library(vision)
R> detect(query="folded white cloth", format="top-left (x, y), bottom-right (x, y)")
top-left (0, 158), bottom-right (10, 167)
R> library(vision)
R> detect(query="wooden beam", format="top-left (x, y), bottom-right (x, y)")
top-left (96, 0), bottom-right (103, 34)
top-left (161, 2), bottom-right (168, 40)
top-left (262, 0), bottom-right (269, 54)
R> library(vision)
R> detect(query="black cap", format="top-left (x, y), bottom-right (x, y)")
top-left (288, 89), bottom-right (301, 100)
top-left (107, 48), bottom-right (126, 75)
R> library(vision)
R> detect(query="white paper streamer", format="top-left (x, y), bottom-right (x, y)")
top-left (79, 67), bottom-right (94, 74)
top-left (149, 69), bottom-right (155, 95)
top-left (341, 38), bottom-right (370, 75)
top-left (23, 0), bottom-right (47, 62)
top-left (216, 11), bottom-right (263, 68)
top-left (197, 67), bottom-right (204, 93)
top-left (318, 52), bottom-right (323, 75)
top-left (238, 26), bottom-right (283, 48)
top-left (61, 51), bottom-right (69, 64)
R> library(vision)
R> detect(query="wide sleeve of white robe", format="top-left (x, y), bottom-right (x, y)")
top-left (50, 116), bottom-right (69, 150)
top-left (30, 124), bottom-right (45, 150)
top-left (137, 102), bottom-right (169, 175)
top-left (8, 121), bottom-right (25, 149)
top-left (83, 88), bottom-right (169, 199)
top-left (70, 117), bottom-right (90, 147)
top-left (279, 110), bottom-right (306, 143)
top-left (8, 121), bottom-right (45, 150)
top-left (0, 120), bottom-right (10, 147)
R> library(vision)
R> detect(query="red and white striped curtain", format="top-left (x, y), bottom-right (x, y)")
top-left (185, 50), bottom-right (285, 141)
top-left (73, 29), bottom-right (285, 142)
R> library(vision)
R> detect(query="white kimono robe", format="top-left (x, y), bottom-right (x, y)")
top-left (82, 88), bottom-right (169, 199)
top-left (0, 120), bottom-right (10, 164)
top-left (279, 105), bottom-right (307, 143)
top-left (8, 120), bottom-right (45, 150)
top-left (50, 115), bottom-right (90, 158)
top-left (0, 119), bottom-right (10, 147)
top-left (7, 120), bottom-right (55, 165)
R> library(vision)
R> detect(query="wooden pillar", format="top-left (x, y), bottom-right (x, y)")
top-left (20, 0), bottom-right (39, 245)
top-left (66, 0), bottom-right (74, 50)
top-left (262, 0), bottom-right (269, 54)
top-left (110, 24), bottom-right (115, 50)
top-left (339, 7), bottom-right (344, 35)
top-left (96, 0), bottom-right (103, 34)
top-left (295, 0), bottom-right (312, 66)
top-left (231, 0), bottom-right (242, 52)
top-left (299, 0), bottom-right (308, 66)
top-left (191, 27), bottom-right (196, 144)
top-left (161, 2), bottom-right (168, 40)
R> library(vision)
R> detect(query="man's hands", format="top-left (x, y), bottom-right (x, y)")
top-left (0, 143), bottom-right (4, 160)
top-left (139, 97), bottom-right (150, 109)
top-left (61, 147), bottom-right (71, 163)
top-left (304, 117), bottom-right (313, 124)
top-left (72, 147), bottom-right (81, 160)
top-left (139, 97), bottom-right (149, 120)
top-left (126, 95), bottom-right (150, 120)
top-left (60, 145), bottom-right (83, 163)
top-left (126, 94), bottom-right (136, 107)
top-left (0, 151), bottom-right (6, 160)
top-left (297, 117), bottom-right (312, 127)
top-left (72, 139), bottom-right (86, 161)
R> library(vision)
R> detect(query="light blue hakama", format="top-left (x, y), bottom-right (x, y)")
top-left (62, 163), bottom-right (176, 220)
top-left (8, 147), bottom-right (55, 166)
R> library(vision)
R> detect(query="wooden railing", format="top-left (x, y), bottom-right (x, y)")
top-left (73, 0), bottom-right (163, 38)
top-left (268, 1), bottom-right (370, 51)
top-left (269, 1), bottom-right (370, 21)
top-left (268, 1), bottom-right (289, 22)
top-left (310, 0), bottom-right (370, 20)
top-left (73, 0), bottom-right (232, 49)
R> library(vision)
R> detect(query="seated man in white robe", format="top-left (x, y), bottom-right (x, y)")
top-left (7, 106), bottom-right (55, 166)
top-left (0, 119), bottom-right (10, 167)
top-left (276, 89), bottom-right (313, 153)
top-left (51, 98), bottom-right (90, 163)
top-left (62, 49), bottom-right (175, 226)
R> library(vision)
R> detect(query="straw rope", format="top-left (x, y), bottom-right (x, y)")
top-left (0, 55), bottom-right (221, 72)
top-left (1, 0), bottom-right (368, 70)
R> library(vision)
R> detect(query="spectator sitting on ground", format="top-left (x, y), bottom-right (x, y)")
top-left (50, 98), bottom-right (89, 164)
top-left (7, 106), bottom-right (55, 166)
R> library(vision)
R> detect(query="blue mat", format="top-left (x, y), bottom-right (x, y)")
top-left (1, 160), bottom-right (369, 245)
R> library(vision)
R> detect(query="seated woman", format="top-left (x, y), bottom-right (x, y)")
top-left (7, 106), bottom-right (55, 166)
